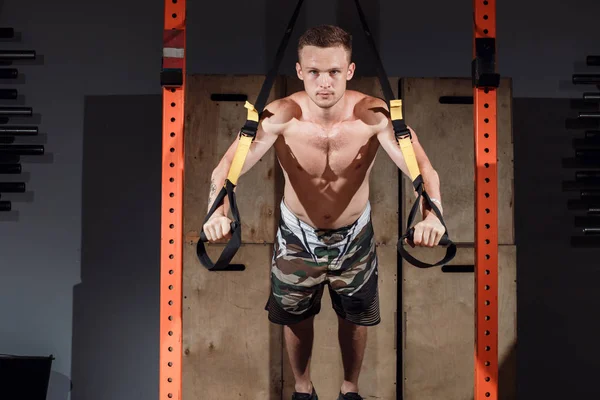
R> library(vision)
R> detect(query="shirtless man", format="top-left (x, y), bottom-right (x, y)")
top-left (203, 25), bottom-right (445, 400)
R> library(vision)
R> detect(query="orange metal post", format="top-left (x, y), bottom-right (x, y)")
top-left (160, 0), bottom-right (186, 399)
top-left (473, 0), bottom-right (499, 399)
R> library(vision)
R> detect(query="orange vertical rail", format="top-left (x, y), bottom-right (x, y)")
top-left (473, 0), bottom-right (499, 399)
top-left (160, 0), bottom-right (186, 399)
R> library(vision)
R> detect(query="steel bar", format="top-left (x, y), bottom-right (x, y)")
top-left (583, 93), bottom-right (600, 101)
top-left (0, 154), bottom-right (19, 163)
top-left (0, 107), bottom-right (32, 117)
top-left (587, 56), bottom-right (600, 66)
top-left (563, 181), bottom-right (600, 191)
top-left (0, 89), bottom-right (17, 99)
top-left (0, 69), bottom-right (18, 79)
top-left (0, 144), bottom-right (44, 155)
top-left (576, 171), bottom-right (600, 181)
top-left (0, 200), bottom-right (10, 211)
top-left (579, 112), bottom-right (600, 119)
top-left (0, 50), bottom-right (35, 60)
top-left (0, 164), bottom-right (20, 174)
top-left (0, 28), bottom-right (14, 39)
top-left (573, 74), bottom-right (600, 84)
top-left (582, 190), bottom-right (600, 198)
top-left (567, 199), bottom-right (600, 212)
top-left (0, 126), bottom-right (38, 135)
top-left (573, 138), bottom-right (600, 149)
top-left (0, 182), bottom-right (25, 192)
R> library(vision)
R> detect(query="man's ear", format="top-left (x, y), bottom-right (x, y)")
top-left (296, 62), bottom-right (304, 80)
top-left (347, 62), bottom-right (356, 81)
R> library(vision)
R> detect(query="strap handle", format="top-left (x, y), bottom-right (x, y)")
top-left (397, 178), bottom-right (457, 268)
top-left (196, 180), bottom-right (242, 271)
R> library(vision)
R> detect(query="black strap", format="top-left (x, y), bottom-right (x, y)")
top-left (254, 0), bottom-right (305, 115)
top-left (397, 177), bottom-right (457, 268)
top-left (352, 0), bottom-right (457, 267)
top-left (196, 180), bottom-right (243, 270)
top-left (196, 0), bottom-right (306, 271)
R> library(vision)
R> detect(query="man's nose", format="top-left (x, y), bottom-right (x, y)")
top-left (319, 73), bottom-right (332, 87)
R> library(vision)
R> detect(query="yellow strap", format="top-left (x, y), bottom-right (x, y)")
top-left (398, 135), bottom-right (421, 182)
top-left (244, 101), bottom-right (259, 122)
top-left (223, 102), bottom-right (259, 186)
top-left (389, 99), bottom-right (420, 181)
top-left (389, 99), bottom-right (404, 121)
top-left (226, 134), bottom-right (253, 185)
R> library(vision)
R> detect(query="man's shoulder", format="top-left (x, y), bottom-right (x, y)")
top-left (352, 92), bottom-right (389, 126)
top-left (262, 94), bottom-right (303, 125)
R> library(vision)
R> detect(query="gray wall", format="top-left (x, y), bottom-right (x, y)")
top-left (0, 0), bottom-right (598, 399)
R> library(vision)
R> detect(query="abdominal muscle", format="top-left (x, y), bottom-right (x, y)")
top-left (281, 176), bottom-right (371, 230)
top-left (274, 123), bottom-right (378, 230)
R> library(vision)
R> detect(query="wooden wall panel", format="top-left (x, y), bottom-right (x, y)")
top-left (182, 242), bottom-right (282, 400)
top-left (401, 245), bottom-right (517, 400)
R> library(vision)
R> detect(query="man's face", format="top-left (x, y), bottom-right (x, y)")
top-left (296, 45), bottom-right (355, 109)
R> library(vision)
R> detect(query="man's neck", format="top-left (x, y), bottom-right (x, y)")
top-left (307, 92), bottom-right (348, 127)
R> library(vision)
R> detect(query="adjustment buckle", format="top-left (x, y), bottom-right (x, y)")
top-left (394, 126), bottom-right (412, 141)
top-left (239, 125), bottom-right (257, 139)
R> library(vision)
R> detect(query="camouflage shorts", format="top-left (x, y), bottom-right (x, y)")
top-left (265, 199), bottom-right (380, 326)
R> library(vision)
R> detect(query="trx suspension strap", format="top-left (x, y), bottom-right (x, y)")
top-left (196, 0), bottom-right (306, 271)
top-left (352, 0), bottom-right (456, 268)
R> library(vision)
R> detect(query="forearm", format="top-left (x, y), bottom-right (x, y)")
top-left (415, 166), bottom-right (442, 220)
top-left (208, 166), bottom-right (232, 217)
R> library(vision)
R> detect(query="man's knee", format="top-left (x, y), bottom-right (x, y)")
top-left (285, 314), bottom-right (315, 331)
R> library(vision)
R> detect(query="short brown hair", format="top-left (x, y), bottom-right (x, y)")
top-left (297, 25), bottom-right (352, 61)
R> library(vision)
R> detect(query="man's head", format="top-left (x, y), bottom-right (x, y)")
top-left (296, 25), bottom-right (355, 109)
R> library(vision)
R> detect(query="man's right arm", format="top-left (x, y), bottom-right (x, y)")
top-left (203, 98), bottom-right (296, 241)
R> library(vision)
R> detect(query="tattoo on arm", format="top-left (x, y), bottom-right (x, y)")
top-left (207, 180), bottom-right (217, 207)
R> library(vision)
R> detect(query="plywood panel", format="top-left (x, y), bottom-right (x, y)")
top-left (184, 75), bottom-right (285, 243)
top-left (402, 245), bottom-right (517, 400)
top-left (284, 76), bottom-right (399, 399)
top-left (401, 78), bottom-right (514, 245)
top-left (182, 242), bottom-right (282, 399)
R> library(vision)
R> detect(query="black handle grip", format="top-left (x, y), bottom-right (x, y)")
top-left (398, 228), bottom-right (457, 268)
top-left (199, 222), bottom-right (238, 242)
top-left (405, 227), bottom-right (450, 246)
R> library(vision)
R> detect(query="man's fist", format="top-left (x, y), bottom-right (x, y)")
top-left (202, 214), bottom-right (233, 242)
top-left (407, 216), bottom-right (445, 248)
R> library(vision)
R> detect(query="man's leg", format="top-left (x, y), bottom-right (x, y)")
top-left (338, 316), bottom-right (368, 394)
top-left (327, 216), bottom-right (380, 396)
top-left (284, 315), bottom-right (315, 394)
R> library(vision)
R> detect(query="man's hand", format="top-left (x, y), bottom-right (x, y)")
top-left (202, 214), bottom-right (233, 243)
top-left (407, 214), bottom-right (446, 248)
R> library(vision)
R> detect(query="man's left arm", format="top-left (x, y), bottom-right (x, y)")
top-left (372, 102), bottom-right (446, 247)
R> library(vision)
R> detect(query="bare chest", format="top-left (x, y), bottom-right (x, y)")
top-left (275, 120), bottom-right (377, 178)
